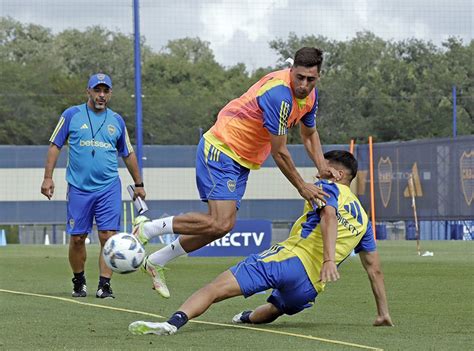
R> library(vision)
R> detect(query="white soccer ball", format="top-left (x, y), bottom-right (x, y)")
top-left (102, 233), bottom-right (146, 274)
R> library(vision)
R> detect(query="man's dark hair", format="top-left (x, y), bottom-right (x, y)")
top-left (293, 47), bottom-right (324, 72)
top-left (324, 150), bottom-right (358, 181)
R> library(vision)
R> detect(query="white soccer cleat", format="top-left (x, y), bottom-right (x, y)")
top-left (232, 312), bottom-right (245, 324)
top-left (141, 256), bottom-right (170, 298)
top-left (129, 321), bottom-right (177, 336)
top-left (232, 310), bottom-right (253, 324)
top-left (132, 215), bottom-right (150, 246)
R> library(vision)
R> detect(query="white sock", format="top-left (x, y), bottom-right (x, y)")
top-left (148, 237), bottom-right (186, 266)
top-left (143, 216), bottom-right (174, 239)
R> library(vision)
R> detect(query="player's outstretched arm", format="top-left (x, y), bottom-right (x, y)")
top-left (319, 205), bottom-right (340, 283)
top-left (359, 251), bottom-right (394, 327)
top-left (270, 133), bottom-right (329, 204)
top-left (299, 124), bottom-right (340, 180)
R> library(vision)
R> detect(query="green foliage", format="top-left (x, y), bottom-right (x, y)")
top-left (0, 17), bottom-right (472, 145)
top-left (0, 17), bottom-right (53, 64)
top-left (140, 38), bottom-right (255, 144)
top-left (270, 32), bottom-right (473, 143)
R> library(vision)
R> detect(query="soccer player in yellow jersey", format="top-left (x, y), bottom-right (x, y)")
top-left (129, 150), bottom-right (394, 336)
top-left (133, 47), bottom-right (340, 298)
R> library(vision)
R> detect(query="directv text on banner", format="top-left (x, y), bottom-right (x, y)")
top-left (189, 219), bottom-right (272, 257)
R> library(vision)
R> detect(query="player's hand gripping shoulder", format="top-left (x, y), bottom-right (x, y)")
top-left (298, 182), bottom-right (330, 207)
top-left (319, 165), bottom-right (341, 181)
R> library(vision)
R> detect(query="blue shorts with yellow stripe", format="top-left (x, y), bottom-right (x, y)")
top-left (230, 245), bottom-right (318, 315)
top-left (195, 137), bottom-right (250, 209)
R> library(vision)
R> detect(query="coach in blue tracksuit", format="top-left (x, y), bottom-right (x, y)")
top-left (41, 73), bottom-right (146, 299)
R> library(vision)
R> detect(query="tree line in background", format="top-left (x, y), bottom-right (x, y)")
top-left (0, 17), bottom-right (472, 145)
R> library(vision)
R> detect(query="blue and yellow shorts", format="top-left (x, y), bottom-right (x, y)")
top-left (66, 177), bottom-right (121, 235)
top-left (230, 245), bottom-right (318, 315)
top-left (195, 137), bottom-right (250, 209)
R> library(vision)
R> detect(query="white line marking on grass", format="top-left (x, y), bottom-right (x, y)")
top-left (191, 320), bottom-right (383, 350)
top-left (0, 288), bottom-right (165, 318)
top-left (0, 289), bottom-right (382, 350)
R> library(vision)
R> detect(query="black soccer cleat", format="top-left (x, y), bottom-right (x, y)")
top-left (96, 282), bottom-right (115, 299)
top-left (72, 277), bottom-right (87, 298)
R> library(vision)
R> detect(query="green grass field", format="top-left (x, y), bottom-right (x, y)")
top-left (0, 241), bottom-right (472, 350)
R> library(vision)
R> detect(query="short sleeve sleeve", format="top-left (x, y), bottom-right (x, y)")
top-left (300, 89), bottom-right (318, 128)
top-left (257, 84), bottom-right (293, 136)
top-left (316, 180), bottom-right (339, 210)
top-left (49, 106), bottom-right (78, 147)
top-left (115, 114), bottom-right (134, 157)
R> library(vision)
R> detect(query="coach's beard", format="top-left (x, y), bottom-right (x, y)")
top-left (94, 100), bottom-right (107, 110)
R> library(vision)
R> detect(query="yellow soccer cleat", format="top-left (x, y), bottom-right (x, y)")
top-left (132, 215), bottom-right (150, 246)
top-left (141, 256), bottom-right (170, 298)
top-left (129, 321), bottom-right (177, 335)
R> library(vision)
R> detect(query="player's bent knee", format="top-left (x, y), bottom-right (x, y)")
top-left (206, 224), bottom-right (231, 237)
top-left (98, 232), bottom-right (114, 245)
top-left (70, 235), bottom-right (87, 246)
top-left (221, 220), bottom-right (235, 234)
top-left (211, 220), bottom-right (235, 236)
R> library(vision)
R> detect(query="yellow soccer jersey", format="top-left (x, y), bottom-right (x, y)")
top-left (280, 179), bottom-right (376, 293)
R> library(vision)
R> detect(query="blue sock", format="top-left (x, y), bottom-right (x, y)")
top-left (167, 311), bottom-right (189, 329)
top-left (240, 310), bottom-right (253, 323)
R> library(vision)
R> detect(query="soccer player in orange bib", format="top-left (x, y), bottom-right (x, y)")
top-left (128, 151), bottom-right (394, 335)
top-left (133, 47), bottom-right (340, 298)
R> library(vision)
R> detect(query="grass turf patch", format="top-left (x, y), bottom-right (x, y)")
top-left (0, 241), bottom-right (472, 350)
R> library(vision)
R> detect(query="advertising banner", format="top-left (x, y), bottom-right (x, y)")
top-left (355, 137), bottom-right (473, 220)
top-left (189, 219), bottom-right (272, 257)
